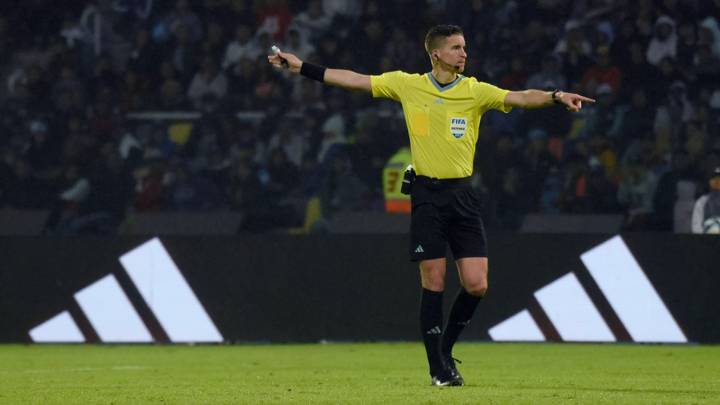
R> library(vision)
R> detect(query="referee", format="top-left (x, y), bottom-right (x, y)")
top-left (269, 24), bottom-right (594, 386)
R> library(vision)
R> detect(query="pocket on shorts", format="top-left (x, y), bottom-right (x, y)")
top-left (469, 188), bottom-right (484, 210)
top-left (454, 188), bottom-right (483, 213)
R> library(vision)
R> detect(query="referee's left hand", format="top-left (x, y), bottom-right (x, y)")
top-left (558, 92), bottom-right (595, 113)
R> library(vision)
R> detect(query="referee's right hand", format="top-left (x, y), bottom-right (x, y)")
top-left (268, 50), bottom-right (302, 74)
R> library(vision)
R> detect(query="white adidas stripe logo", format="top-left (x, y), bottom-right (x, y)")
top-left (488, 236), bottom-right (687, 343)
top-left (28, 238), bottom-right (223, 343)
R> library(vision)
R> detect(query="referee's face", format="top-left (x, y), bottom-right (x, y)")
top-left (435, 34), bottom-right (467, 73)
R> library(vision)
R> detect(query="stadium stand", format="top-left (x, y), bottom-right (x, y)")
top-left (1, 0), bottom-right (720, 235)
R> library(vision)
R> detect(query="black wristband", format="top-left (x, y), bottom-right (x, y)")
top-left (300, 62), bottom-right (326, 82)
top-left (551, 89), bottom-right (562, 104)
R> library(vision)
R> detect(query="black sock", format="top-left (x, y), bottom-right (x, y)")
top-left (441, 288), bottom-right (483, 356)
top-left (420, 288), bottom-right (444, 375)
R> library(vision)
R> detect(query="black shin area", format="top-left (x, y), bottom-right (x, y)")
top-left (441, 288), bottom-right (482, 356)
top-left (420, 288), bottom-right (444, 375)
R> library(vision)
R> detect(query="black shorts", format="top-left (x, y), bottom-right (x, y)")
top-left (409, 176), bottom-right (488, 262)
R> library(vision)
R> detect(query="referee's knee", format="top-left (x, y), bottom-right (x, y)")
top-left (464, 284), bottom-right (487, 297)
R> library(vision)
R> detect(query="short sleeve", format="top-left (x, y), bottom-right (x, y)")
top-left (475, 81), bottom-right (512, 113)
top-left (371, 71), bottom-right (408, 101)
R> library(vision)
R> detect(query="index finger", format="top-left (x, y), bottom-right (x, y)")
top-left (577, 95), bottom-right (596, 103)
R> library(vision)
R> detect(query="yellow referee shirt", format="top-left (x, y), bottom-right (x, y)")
top-left (371, 71), bottom-right (511, 179)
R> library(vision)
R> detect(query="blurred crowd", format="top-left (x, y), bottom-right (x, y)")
top-left (1, 0), bottom-right (719, 234)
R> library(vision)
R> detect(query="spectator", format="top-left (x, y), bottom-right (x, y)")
top-left (120, 69), bottom-right (151, 110)
top-left (653, 150), bottom-right (697, 231)
top-left (165, 163), bottom-right (221, 210)
top-left (657, 57), bottom-right (687, 97)
top-left (187, 57), bottom-right (228, 109)
top-left (612, 18), bottom-right (643, 63)
top-left (128, 28), bottom-right (161, 79)
top-left (556, 21), bottom-right (593, 85)
top-left (496, 166), bottom-right (533, 229)
top-left (698, 17), bottom-right (720, 58)
top-left (61, 114), bottom-right (96, 166)
top-left (691, 166), bottom-right (720, 233)
top-left (282, 28), bottom-right (315, 61)
top-left (585, 158), bottom-right (619, 213)
top-left (654, 80), bottom-right (695, 139)
top-left (65, 144), bottom-right (134, 234)
top-left (676, 21), bottom-right (698, 64)
top-left (252, 63), bottom-right (284, 109)
top-left (229, 156), bottom-right (297, 232)
top-left (222, 24), bottom-right (260, 71)
top-left (3, 158), bottom-right (54, 209)
top-left (15, 65), bottom-right (52, 112)
top-left (619, 41), bottom-right (661, 99)
top-left (291, 0), bottom-right (332, 42)
top-left (693, 45), bottom-right (720, 85)
top-left (134, 161), bottom-right (167, 211)
top-left (266, 120), bottom-right (307, 168)
top-left (523, 128), bottom-right (556, 207)
top-left (539, 164), bottom-right (563, 214)
top-left (617, 88), bottom-right (655, 144)
top-left (52, 66), bottom-right (86, 113)
top-left (523, 55), bottom-right (571, 134)
top-left (166, 23), bottom-right (199, 83)
top-left (526, 53), bottom-right (567, 91)
top-left (201, 21), bottom-right (227, 61)
top-left (158, 80), bottom-right (186, 111)
top-left (454, 0), bottom-right (496, 40)
top-left (43, 163), bottom-right (91, 234)
top-left (265, 147), bottom-right (300, 194)
top-left (317, 93), bottom-right (348, 164)
top-left (618, 159), bottom-right (658, 230)
top-left (349, 113), bottom-right (393, 193)
top-left (322, 0), bottom-right (363, 22)
top-left (24, 119), bottom-right (60, 176)
top-left (582, 84), bottom-right (624, 139)
top-left (315, 34), bottom-right (341, 66)
top-left (256, 0), bottom-right (292, 41)
top-left (322, 150), bottom-right (368, 213)
top-left (226, 0), bottom-right (257, 27)
top-left (165, 0), bottom-right (203, 43)
top-left (580, 45), bottom-right (622, 96)
top-left (351, 18), bottom-right (386, 72)
top-left (646, 16), bottom-right (678, 66)
top-left (227, 58), bottom-right (257, 108)
top-left (499, 55), bottom-right (528, 91)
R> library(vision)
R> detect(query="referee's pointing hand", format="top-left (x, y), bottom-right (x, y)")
top-left (268, 50), bottom-right (302, 74)
top-left (557, 92), bottom-right (596, 113)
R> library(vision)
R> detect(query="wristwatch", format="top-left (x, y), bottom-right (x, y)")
top-left (551, 89), bottom-right (563, 104)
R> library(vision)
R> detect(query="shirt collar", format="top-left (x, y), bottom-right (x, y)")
top-left (427, 73), bottom-right (463, 92)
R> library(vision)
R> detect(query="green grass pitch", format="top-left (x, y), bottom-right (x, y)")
top-left (2, 343), bottom-right (719, 404)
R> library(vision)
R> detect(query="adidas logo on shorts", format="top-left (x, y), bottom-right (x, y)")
top-left (415, 245), bottom-right (425, 253)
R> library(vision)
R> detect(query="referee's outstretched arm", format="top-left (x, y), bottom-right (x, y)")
top-left (268, 49), bottom-right (371, 92)
top-left (268, 49), bottom-right (595, 112)
top-left (505, 89), bottom-right (595, 113)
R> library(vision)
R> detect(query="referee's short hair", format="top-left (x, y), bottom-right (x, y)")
top-left (424, 24), bottom-right (464, 55)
